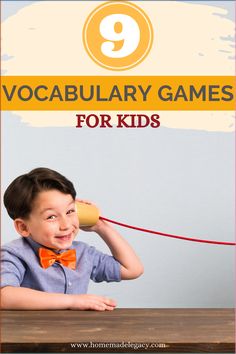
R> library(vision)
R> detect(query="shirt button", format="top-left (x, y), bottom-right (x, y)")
top-left (68, 282), bottom-right (72, 286)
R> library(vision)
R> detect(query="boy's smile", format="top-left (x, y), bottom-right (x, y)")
top-left (16, 190), bottom-right (79, 250)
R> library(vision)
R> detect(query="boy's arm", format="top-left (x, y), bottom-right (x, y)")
top-left (1, 286), bottom-right (116, 311)
top-left (88, 219), bottom-right (144, 280)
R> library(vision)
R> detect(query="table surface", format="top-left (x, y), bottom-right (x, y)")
top-left (1, 308), bottom-right (235, 353)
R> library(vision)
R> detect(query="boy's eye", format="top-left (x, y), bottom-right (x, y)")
top-left (67, 209), bottom-right (75, 215)
top-left (47, 215), bottom-right (56, 220)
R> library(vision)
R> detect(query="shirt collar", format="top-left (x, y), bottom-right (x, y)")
top-left (25, 237), bottom-right (74, 255)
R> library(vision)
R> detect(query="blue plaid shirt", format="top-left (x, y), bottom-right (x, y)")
top-left (1, 237), bottom-right (121, 294)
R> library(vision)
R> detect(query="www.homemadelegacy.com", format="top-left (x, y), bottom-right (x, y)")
top-left (70, 341), bottom-right (169, 350)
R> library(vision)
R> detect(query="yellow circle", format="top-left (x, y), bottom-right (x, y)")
top-left (83, 1), bottom-right (153, 71)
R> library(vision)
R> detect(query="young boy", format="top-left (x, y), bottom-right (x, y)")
top-left (1, 168), bottom-right (143, 311)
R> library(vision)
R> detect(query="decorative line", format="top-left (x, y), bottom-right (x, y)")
top-left (99, 216), bottom-right (236, 246)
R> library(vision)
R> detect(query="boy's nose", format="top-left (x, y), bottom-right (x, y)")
top-left (59, 217), bottom-right (70, 230)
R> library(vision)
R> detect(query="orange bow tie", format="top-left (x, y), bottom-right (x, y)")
top-left (39, 248), bottom-right (76, 269)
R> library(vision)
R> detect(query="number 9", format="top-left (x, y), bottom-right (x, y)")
top-left (100, 14), bottom-right (140, 58)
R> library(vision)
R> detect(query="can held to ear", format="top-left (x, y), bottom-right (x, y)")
top-left (76, 201), bottom-right (100, 227)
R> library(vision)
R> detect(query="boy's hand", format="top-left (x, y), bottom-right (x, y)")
top-left (80, 218), bottom-right (108, 233)
top-left (69, 294), bottom-right (116, 311)
top-left (76, 199), bottom-right (144, 281)
top-left (1, 286), bottom-right (116, 311)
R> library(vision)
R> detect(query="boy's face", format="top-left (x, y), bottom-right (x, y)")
top-left (18, 189), bottom-right (79, 250)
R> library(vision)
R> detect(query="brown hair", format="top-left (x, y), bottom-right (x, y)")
top-left (4, 168), bottom-right (76, 220)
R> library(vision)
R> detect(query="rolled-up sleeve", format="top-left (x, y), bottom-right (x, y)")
top-left (89, 247), bottom-right (121, 283)
top-left (1, 249), bottom-right (26, 288)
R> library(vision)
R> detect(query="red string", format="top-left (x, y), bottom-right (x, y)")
top-left (99, 216), bottom-right (236, 246)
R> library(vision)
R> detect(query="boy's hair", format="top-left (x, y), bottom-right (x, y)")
top-left (4, 167), bottom-right (76, 220)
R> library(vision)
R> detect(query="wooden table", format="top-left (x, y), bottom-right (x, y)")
top-left (1, 309), bottom-right (235, 353)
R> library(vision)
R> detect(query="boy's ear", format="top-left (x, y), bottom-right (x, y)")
top-left (14, 218), bottom-right (30, 237)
